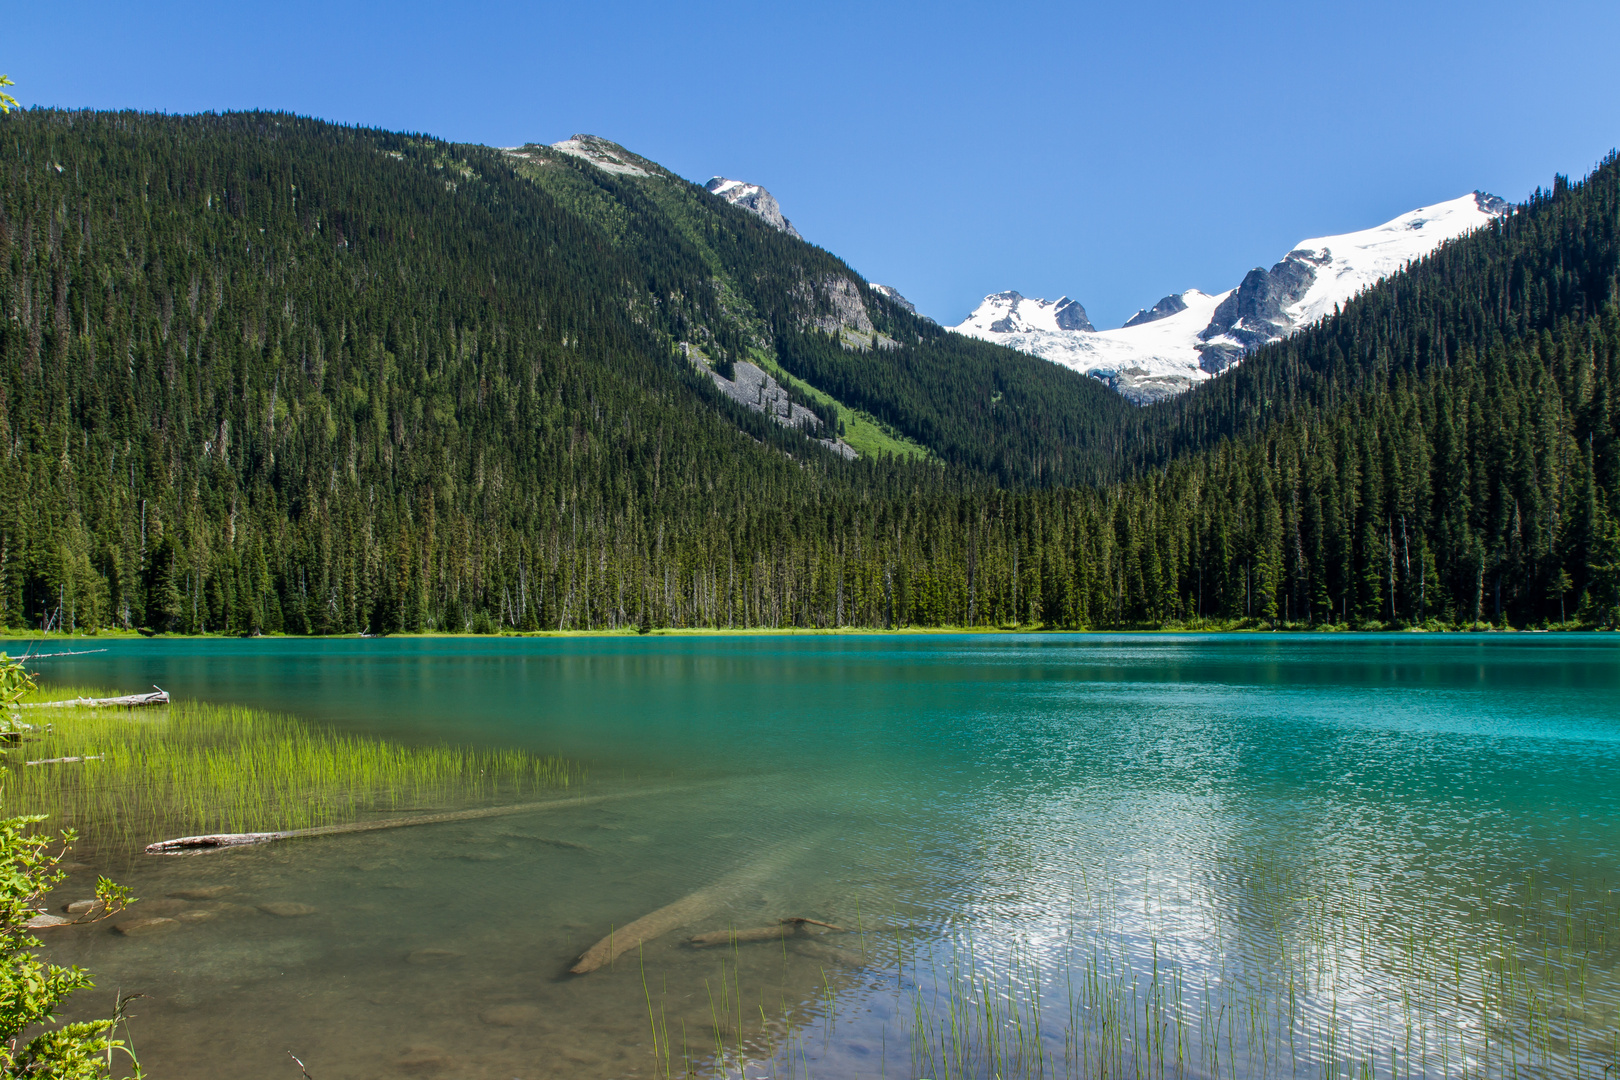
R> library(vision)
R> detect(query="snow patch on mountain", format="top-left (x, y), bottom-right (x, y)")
top-left (705, 177), bottom-right (802, 239)
top-left (952, 192), bottom-right (1511, 402)
top-left (958, 290), bottom-right (1230, 403)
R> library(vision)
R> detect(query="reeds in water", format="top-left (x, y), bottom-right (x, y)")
top-left (900, 863), bottom-right (1620, 1080)
top-left (664, 862), bottom-right (1620, 1080)
top-left (3, 691), bottom-right (582, 850)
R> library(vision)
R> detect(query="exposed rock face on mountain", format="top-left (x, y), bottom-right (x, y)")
top-left (705, 178), bottom-right (802, 239)
top-left (794, 273), bottom-right (874, 338)
top-left (1123, 294), bottom-right (1188, 328)
top-left (687, 350), bottom-right (856, 459)
top-left (548, 135), bottom-right (653, 176)
top-left (952, 191), bottom-right (1512, 401)
top-left (869, 283), bottom-right (938, 326)
top-left (869, 284), bottom-right (914, 313)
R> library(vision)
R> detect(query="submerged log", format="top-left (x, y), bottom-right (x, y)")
top-left (689, 917), bottom-right (846, 948)
top-left (25, 755), bottom-right (105, 766)
top-left (571, 832), bottom-right (831, 975)
top-left (25, 688), bottom-right (169, 709)
top-left (144, 789), bottom-right (669, 855)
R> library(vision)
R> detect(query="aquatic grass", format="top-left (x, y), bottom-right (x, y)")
top-left (1, 692), bottom-right (582, 851)
top-left (653, 859), bottom-right (1620, 1080)
top-left (894, 864), bottom-right (1620, 1080)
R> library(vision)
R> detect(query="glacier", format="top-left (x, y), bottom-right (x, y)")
top-left (951, 192), bottom-right (1511, 403)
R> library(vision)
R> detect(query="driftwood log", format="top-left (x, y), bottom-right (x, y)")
top-left (145, 789), bottom-right (671, 854)
top-left (25, 755), bottom-right (105, 766)
top-left (571, 831), bottom-right (832, 975)
top-left (689, 917), bottom-right (845, 947)
top-left (24, 688), bottom-right (169, 709)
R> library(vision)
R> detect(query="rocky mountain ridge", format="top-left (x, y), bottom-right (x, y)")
top-left (704, 177), bottom-right (802, 238)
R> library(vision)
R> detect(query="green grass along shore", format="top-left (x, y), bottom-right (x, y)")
top-left (3, 688), bottom-right (583, 856)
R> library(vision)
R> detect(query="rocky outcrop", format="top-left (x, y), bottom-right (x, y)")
top-left (871, 284), bottom-right (937, 326)
top-left (868, 284), bottom-right (911, 313)
top-left (689, 351), bottom-right (857, 460)
top-left (548, 135), bottom-right (652, 177)
top-left (1123, 293), bottom-right (1189, 328)
top-left (705, 178), bottom-right (802, 238)
top-left (794, 274), bottom-right (874, 337)
top-left (1049, 297), bottom-right (1096, 332)
top-left (1196, 248), bottom-right (1329, 372)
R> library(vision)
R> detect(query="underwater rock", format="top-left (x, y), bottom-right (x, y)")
top-left (175, 909), bottom-right (216, 923)
top-left (63, 899), bottom-right (105, 916)
top-left (258, 901), bottom-right (318, 917)
top-left (479, 1003), bottom-right (545, 1027)
top-left (195, 901), bottom-right (254, 917)
top-left (26, 914), bottom-right (71, 929)
top-left (168, 886), bottom-right (234, 900)
top-left (134, 898), bottom-right (191, 916)
top-left (115, 917), bottom-right (179, 937)
top-left (396, 1046), bottom-right (454, 1073)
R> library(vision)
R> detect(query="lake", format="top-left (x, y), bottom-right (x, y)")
top-left (8, 632), bottom-right (1620, 1079)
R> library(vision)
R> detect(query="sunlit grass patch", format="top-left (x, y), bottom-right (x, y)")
top-left (3, 689), bottom-right (582, 850)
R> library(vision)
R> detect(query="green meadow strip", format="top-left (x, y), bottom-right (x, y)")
top-left (2, 690), bottom-right (582, 850)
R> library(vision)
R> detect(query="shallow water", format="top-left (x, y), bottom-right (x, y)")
top-left (8, 633), bottom-right (1620, 1079)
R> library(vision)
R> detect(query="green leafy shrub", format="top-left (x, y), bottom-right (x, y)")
top-left (0, 656), bottom-right (139, 1078)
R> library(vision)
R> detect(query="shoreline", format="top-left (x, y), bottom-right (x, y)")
top-left (0, 623), bottom-right (1613, 644)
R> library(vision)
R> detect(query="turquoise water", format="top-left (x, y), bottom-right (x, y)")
top-left (7, 633), bottom-right (1620, 1078)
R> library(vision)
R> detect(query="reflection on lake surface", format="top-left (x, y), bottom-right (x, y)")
top-left (7, 633), bottom-right (1620, 1078)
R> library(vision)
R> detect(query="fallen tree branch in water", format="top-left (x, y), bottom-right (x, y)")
top-left (572, 831), bottom-right (833, 974)
top-left (24, 688), bottom-right (169, 709)
top-left (689, 917), bottom-right (846, 947)
top-left (144, 789), bottom-right (678, 854)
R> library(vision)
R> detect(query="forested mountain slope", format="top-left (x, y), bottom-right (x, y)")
top-left (0, 110), bottom-right (1129, 634)
top-left (0, 110), bottom-right (1615, 633)
top-left (502, 134), bottom-right (1135, 484)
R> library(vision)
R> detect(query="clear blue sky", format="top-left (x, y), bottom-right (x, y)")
top-left (11, 1), bottom-right (1620, 328)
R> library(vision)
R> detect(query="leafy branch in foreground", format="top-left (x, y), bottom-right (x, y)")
top-left (0, 656), bottom-right (141, 1078)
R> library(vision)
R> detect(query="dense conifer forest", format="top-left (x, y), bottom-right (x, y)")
top-left (0, 110), bottom-right (1615, 633)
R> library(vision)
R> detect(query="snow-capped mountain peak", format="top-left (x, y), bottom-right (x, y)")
top-left (951, 191), bottom-right (1511, 402)
top-left (956, 292), bottom-right (1095, 336)
top-left (705, 177), bottom-right (802, 239)
top-left (1195, 191), bottom-right (1512, 373)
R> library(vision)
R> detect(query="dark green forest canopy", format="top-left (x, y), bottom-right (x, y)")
top-left (0, 109), bottom-right (1616, 633)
